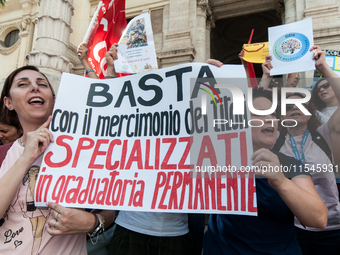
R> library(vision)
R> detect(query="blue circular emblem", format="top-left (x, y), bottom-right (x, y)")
top-left (273, 33), bottom-right (309, 62)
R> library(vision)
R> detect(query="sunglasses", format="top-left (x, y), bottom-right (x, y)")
top-left (286, 103), bottom-right (308, 112)
top-left (317, 82), bottom-right (330, 92)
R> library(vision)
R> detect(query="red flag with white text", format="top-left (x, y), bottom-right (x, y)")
top-left (87, 0), bottom-right (127, 79)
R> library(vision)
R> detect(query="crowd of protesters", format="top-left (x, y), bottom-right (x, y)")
top-left (0, 36), bottom-right (339, 255)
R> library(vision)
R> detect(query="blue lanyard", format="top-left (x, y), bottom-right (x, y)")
top-left (288, 129), bottom-right (309, 164)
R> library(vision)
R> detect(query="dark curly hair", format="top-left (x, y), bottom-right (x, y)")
top-left (311, 78), bottom-right (328, 111)
top-left (279, 92), bottom-right (321, 135)
top-left (0, 66), bottom-right (55, 129)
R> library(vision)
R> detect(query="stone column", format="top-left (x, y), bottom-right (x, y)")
top-left (194, 0), bottom-right (209, 62)
top-left (284, 0), bottom-right (305, 24)
top-left (28, 0), bottom-right (74, 90)
top-left (283, 0), bottom-right (340, 82)
top-left (159, 0), bottom-right (195, 67)
top-left (17, 18), bottom-right (32, 67)
top-left (304, 0), bottom-right (340, 50)
top-left (283, 0), bottom-right (309, 86)
top-left (205, 9), bottom-right (214, 61)
top-left (17, 0), bottom-right (39, 67)
top-left (304, 0), bottom-right (340, 81)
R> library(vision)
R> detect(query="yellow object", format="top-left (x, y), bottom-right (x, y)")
top-left (243, 42), bottom-right (269, 63)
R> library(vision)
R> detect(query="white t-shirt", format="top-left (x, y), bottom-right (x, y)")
top-left (0, 141), bottom-right (86, 255)
top-left (316, 106), bottom-right (338, 124)
top-left (115, 211), bottom-right (189, 236)
top-left (278, 123), bottom-right (340, 231)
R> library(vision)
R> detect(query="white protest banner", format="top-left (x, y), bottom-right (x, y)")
top-left (269, 18), bottom-right (315, 76)
top-left (114, 13), bottom-right (158, 73)
top-left (35, 63), bottom-right (256, 216)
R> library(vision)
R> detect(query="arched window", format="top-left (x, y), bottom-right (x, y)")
top-left (4, 29), bottom-right (19, 47)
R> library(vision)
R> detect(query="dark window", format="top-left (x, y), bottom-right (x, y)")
top-left (4, 29), bottom-right (19, 47)
top-left (210, 10), bottom-right (281, 78)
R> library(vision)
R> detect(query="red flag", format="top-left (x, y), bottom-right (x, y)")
top-left (87, 0), bottom-right (127, 79)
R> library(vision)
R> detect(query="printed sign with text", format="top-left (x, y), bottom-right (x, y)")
top-left (35, 63), bottom-right (256, 216)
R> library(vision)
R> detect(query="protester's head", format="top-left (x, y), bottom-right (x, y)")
top-left (311, 78), bottom-right (336, 111)
top-left (0, 66), bottom-right (55, 129)
top-left (0, 111), bottom-right (22, 145)
top-left (251, 87), bottom-right (278, 151)
top-left (286, 73), bottom-right (300, 87)
top-left (280, 92), bottom-right (321, 135)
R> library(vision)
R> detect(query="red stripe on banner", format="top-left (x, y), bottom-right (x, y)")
top-left (199, 82), bottom-right (223, 105)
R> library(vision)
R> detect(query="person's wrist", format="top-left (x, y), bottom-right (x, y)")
top-left (86, 69), bottom-right (95, 75)
top-left (105, 75), bottom-right (117, 79)
top-left (268, 173), bottom-right (287, 190)
top-left (106, 65), bottom-right (116, 77)
top-left (87, 213), bottom-right (98, 234)
top-left (107, 64), bottom-right (115, 70)
top-left (317, 62), bottom-right (330, 73)
top-left (80, 59), bottom-right (89, 65)
top-left (18, 153), bottom-right (37, 171)
top-left (87, 213), bottom-right (105, 237)
top-left (318, 67), bottom-right (334, 78)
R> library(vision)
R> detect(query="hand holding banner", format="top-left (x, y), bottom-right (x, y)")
top-left (35, 63), bottom-right (256, 216)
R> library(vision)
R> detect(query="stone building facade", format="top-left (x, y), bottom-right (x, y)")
top-left (0, 0), bottom-right (340, 90)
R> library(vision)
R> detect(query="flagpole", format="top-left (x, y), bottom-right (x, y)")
top-left (246, 29), bottom-right (259, 88)
top-left (247, 29), bottom-right (254, 44)
top-left (78, 1), bottom-right (104, 57)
